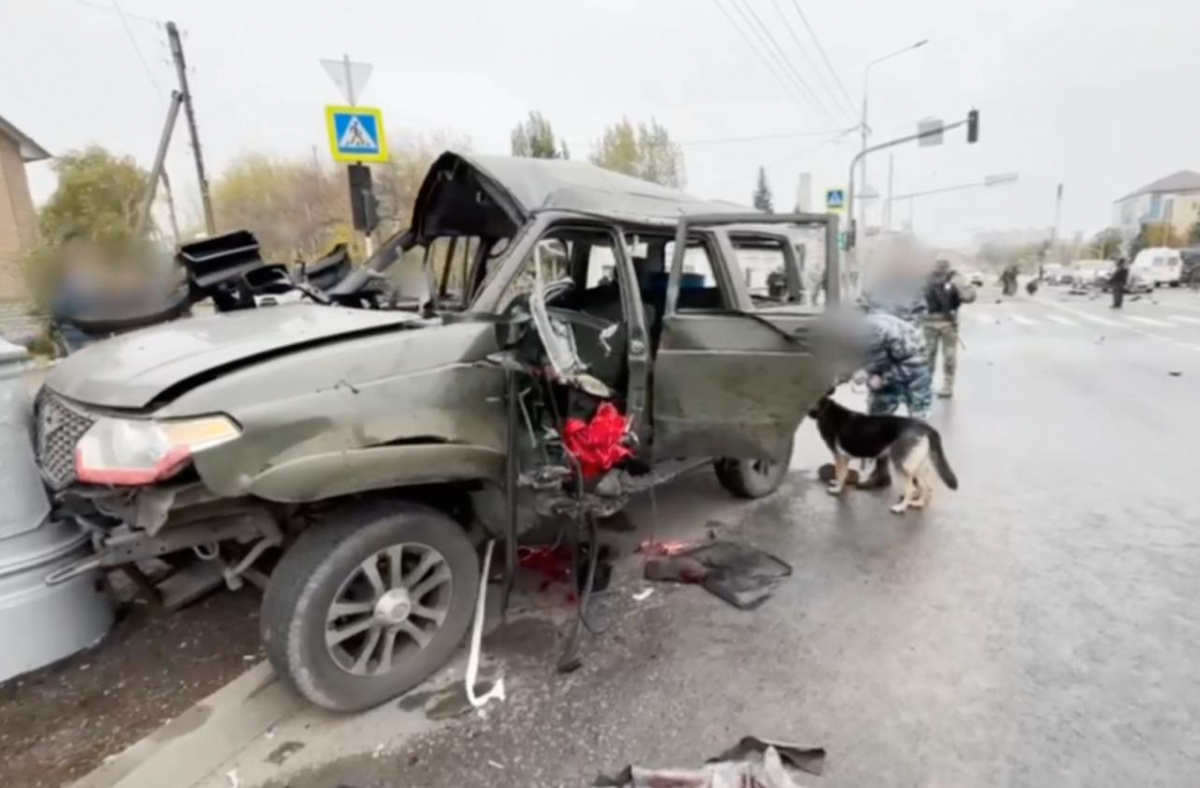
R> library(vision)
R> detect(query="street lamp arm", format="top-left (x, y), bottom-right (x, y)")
top-left (892, 181), bottom-right (993, 201)
top-left (846, 117), bottom-right (968, 239)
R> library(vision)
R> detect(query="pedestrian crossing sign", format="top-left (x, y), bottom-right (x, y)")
top-left (325, 106), bottom-right (388, 163)
top-left (825, 188), bottom-right (846, 213)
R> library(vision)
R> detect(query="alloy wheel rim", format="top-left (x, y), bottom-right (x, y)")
top-left (324, 543), bottom-right (453, 676)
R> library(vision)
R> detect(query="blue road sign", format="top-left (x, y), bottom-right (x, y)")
top-left (324, 106), bottom-right (388, 163)
top-left (825, 188), bottom-right (846, 212)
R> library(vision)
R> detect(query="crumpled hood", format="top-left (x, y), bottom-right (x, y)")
top-left (45, 304), bottom-right (422, 410)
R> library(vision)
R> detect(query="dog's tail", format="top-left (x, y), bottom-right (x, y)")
top-left (926, 428), bottom-right (958, 490)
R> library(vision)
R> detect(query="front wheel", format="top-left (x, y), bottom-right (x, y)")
top-left (261, 501), bottom-right (479, 712)
top-left (714, 438), bottom-right (794, 499)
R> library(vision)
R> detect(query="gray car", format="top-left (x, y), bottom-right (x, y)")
top-left (34, 153), bottom-right (841, 711)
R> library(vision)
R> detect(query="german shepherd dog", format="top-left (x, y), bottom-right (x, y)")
top-left (810, 395), bottom-right (958, 514)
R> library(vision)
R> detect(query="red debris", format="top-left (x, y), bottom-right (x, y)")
top-left (562, 402), bottom-right (633, 479)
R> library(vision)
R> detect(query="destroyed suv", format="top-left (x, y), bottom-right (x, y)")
top-left (35, 153), bottom-right (841, 711)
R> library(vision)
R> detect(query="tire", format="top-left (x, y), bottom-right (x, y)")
top-left (261, 501), bottom-right (479, 712)
top-left (714, 437), bottom-right (794, 499)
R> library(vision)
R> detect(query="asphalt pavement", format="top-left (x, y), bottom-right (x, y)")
top-left (196, 286), bottom-right (1200, 788)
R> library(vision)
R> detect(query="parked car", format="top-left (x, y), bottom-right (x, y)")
top-left (1131, 247), bottom-right (1183, 288)
top-left (33, 153), bottom-right (841, 712)
top-left (1040, 264), bottom-right (1071, 285)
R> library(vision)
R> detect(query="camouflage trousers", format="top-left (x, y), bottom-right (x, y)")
top-left (867, 364), bottom-right (932, 420)
top-left (923, 317), bottom-right (959, 392)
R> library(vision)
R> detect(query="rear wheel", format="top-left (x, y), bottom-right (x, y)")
top-left (714, 438), bottom-right (794, 499)
top-left (261, 501), bottom-right (479, 712)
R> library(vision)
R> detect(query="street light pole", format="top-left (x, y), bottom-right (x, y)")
top-left (859, 39), bottom-right (928, 231)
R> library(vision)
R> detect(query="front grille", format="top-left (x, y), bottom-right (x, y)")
top-left (35, 390), bottom-right (96, 490)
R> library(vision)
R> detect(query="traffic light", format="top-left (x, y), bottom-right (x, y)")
top-left (967, 109), bottom-right (980, 144)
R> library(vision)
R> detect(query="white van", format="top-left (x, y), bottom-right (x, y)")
top-left (1131, 247), bottom-right (1183, 287)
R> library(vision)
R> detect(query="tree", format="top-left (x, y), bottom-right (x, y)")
top-left (752, 166), bottom-right (773, 213)
top-left (212, 154), bottom-right (350, 262)
top-left (22, 146), bottom-right (151, 308)
top-left (1188, 220), bottom-right (1200, 246)
top-left (589, 118), bottom-right (685, 188)
top-left (1129, 221), bottom-right (1182, 259)
top-left (1088, 228), bottom-right (1124, 260)
top-left (510, 111), bottom-right (568, 159)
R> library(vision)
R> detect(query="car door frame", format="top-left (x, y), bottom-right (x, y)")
top-left (651, 212), bottom-right (841, 462)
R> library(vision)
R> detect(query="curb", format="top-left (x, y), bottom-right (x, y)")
top-left (69, 662), bottom-right (302, 788)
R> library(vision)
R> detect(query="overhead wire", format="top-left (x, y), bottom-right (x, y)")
top-left (765, 0), bottom-right (854, 124)
top-left (109, 0), bottom-right (165, 100)
top-left (786, 0), bottom-right (858, 117)
top-left (726, 0), bottom-right (838, 122)
top-left (707, 0), bottom-right (817, 117)
top-left (57, 0), bottom-right (161, 25)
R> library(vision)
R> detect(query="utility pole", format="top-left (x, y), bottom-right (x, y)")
top-left (160, 171), bottom-right (182, 246)
top-left (1050, 183), bottom-right (1063, 261)
top-left (167, 21), bottom-right (216, 236)
top-left (885, 154), bottom-right (895, 231)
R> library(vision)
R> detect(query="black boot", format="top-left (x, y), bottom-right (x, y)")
top-left (856, 459), bottom-right (892, 489)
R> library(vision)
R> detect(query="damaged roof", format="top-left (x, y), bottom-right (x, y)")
top-left (414, 152), bottom-right (748, 239)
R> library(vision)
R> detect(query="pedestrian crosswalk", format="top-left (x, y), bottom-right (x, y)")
top-left (969, 308), bottom-right (1200, 333)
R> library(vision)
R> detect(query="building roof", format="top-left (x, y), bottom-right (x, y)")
top-left (1116, 170), bottom-right (1200, 203)
top-left (0, 114), bottom-right (50, 162)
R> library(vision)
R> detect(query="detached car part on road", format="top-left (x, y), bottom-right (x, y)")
top-left (34, 153), bottom-right (842, 711)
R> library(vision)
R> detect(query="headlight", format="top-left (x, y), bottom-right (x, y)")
top-left (75, 415), bottom-right (241, 485)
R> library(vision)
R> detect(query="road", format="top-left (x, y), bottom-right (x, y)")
top-left (241, 286), bottom-right (1200, 788)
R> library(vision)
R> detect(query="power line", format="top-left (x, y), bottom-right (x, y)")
top-left (110, 0), bottom-right (165, 100)
top-left (786, 0), bottom-right (857, 116)
top-left (710, 125), bottom-right (857, 189)
top-left (727, 0), bottom-right (837, 121)
top-left (708, 0), bottom-right (815, 116)
top-left (56, 0), bottom-right (161, 25)
top-left (678, 126), bottom-right (854, 145)
top-left (766, 0), bottom-right (853, 124)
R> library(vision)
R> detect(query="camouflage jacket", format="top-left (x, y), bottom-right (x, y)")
top-left (863, 311), bottom-right (928, 386)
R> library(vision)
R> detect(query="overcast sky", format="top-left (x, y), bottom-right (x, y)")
top-left (3, 0), bottom-right (1196, 246)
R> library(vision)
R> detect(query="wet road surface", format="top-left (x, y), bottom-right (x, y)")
top-left (269, 288), bottom-right (1200, 788)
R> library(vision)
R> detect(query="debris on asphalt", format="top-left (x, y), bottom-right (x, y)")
top-left (487, 760), bottom-right (505, 770)
top-left (688, 541), bottom-right (793, 610)
top-left (265, 741), bottom-right (306, 766)
top-left (631, 588), bottom-right (655, 602)
top-left (1096, 335), bottom-right (1106, 344)
top-left (710, 737), bottom-right (826, 775)
top-left (594, 735), bottom-right (825, 787)
top-left (636, 539), bottom-right (694, 557)
top-left (466, 541), bottom-right (506, 711)
top-left (225, 769), bottom-right (241, 788)
top-left (644, 556), bottom-right (708, 584)
top-left (644, 541), bottom-right (793, 610)
top-left (1169, 370), bottom-right (1183, 377)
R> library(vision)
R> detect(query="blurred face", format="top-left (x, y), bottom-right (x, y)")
top-left (935, 260), bottom-right (951, 275)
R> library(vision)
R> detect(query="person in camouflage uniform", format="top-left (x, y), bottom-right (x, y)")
top-left (855, 309), bottom-right (932, 489)
top-left (922, 259), bottom-right (976, 399)
top-left (863, 310), bottom-right (932, 419)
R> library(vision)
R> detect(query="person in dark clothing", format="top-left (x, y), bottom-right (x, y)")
top-left (923, 259), bottom-right (976, 399)
top-left (1109, 258), bottom-right (1130, 309)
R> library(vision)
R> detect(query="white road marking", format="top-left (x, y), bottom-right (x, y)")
top-left (1009, 314), bottom-right (1036, 326)
top-left (1169, 315), bottom-right (1200, 325)
top-left (1124, 315), bottom-right (1174, 328)
top-left (1045, 315), bottom-right (1076, 326)
top-left (1074, 312), bottom-right (1123, 327)
top-left (1042, 299), bottom-right (1200, 352)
